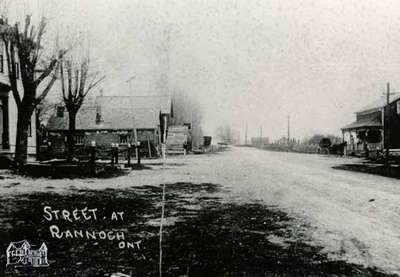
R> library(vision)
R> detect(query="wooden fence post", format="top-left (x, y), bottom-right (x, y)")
top-left (111, 143), bottom-right (115, 165)
top-left (127, 144), bottom-right (131, 167)
top-left (90, 142), bottom-right (96, 176)
top-left (136, 141), bottom-right (141, 166)
top-left (115, 144), bottom-right (119, 164)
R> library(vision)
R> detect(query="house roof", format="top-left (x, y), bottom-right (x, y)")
top-left (46, 105), bottom-right (130, 131)
top-left (342, 95), bottom-right (400, 130)
top-left (357, 95), bottom-right (400, 114)
top-left (7, 240), bottom-right (30, 249)
top-left (46, 95), bottom-right (172, 131)
top-left (341, 117), bottom-right (382, 130)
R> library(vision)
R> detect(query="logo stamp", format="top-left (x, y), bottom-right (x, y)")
top-left (6, 240), bottom-right (49, 268)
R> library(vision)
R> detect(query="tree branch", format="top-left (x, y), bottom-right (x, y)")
top-left (84, 74), bottom-right (105, 97)
top-left (33, 58), bottom-right (57, 87)
top-left (35, 63), bottom-right (60, 106)
top-left (59, 59), bottom-right (67, 101)
top-left (78, 60), bottom-right (88, 96)
top-left (74, 68), bottom-right (79, 98)
top-left (2, 35), bottom-right (20, 107)
top-left (66, 60), bottom-right (73, 101)
top-left (33, 48), bottom-right (66, 87)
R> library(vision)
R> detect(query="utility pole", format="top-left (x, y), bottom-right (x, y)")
top-left (245, 123), bottom-right (248, 145)
top-left (287, 114), bottom-right (290, 145)
top-left (385, 82), bottom-right (390, 165)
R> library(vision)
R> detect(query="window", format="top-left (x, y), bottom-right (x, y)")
top-left (75, 135), bottom-right (84, 145)
top-left (56, 106), bottom-right (65, 117)
top-left (95, 112), bottom-right (101, 124)
top-left (95, 106), bottom-right (102, 124)
top-left (366, 130), bottom-right (382, 143)
top-left (15, 63), bottom-right (19, 79)
top-left (119, 134), bottom-right (128, 145)
top-left (0, 55), bottom-right (3, 73)
top-left (28, 121), bottom-right (32, 137)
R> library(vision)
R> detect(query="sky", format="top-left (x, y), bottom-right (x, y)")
top-left (8, 0), bottom-right (400, 141)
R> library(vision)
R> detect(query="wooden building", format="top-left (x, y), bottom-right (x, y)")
top-left (251, 137), bottom-right (269, 147)
top-left (341, 96), bottom-right (400, 157)
top-left (45, 95), bottom-right (173, 158)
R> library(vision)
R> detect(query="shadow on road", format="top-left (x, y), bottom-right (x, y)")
top-left (0, 182), bottom-right (394, 276)
top-left (333, 163), bottom-right (400, 180)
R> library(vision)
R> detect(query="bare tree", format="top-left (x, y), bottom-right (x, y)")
top-left (0, 0), bottom-right (10, 19)
top-left (215, 125), bottom-right (236, 144)
top-left (60, 56), bottom-right (105, 161)
top-left (0, 15), bottom-right (65, 166)
top-left (36, 98), bottom-right (57, 126)
top-left (35, 99), bottom-right (59, 153)
top-left (172, 89), bottom-right (203, 147)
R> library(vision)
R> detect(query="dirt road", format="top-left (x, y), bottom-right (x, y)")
top-left (186, 147), bottom-right (400, 275)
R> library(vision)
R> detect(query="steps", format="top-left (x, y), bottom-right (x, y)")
top-left (166, 126), bottom-right (189, 155)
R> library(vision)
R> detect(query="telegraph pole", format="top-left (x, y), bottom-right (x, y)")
top-left (287, 114), bottom-right (290, 145)
top-left (385, 82), bottom-right (390, 165)
top-left (245, 123), bottom-right (248, 145)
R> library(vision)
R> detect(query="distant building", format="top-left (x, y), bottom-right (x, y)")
top-left (6, 240), bottom-right (48, 267)
top-left (274, 137), bottom-right (288, 145)
top-left (166, 125), bottom-right (191, 155)
top-left (45, 95), bottom-right (173, 157)
top-left (341, 96), bottom-right (400, 156)
top-left (251, 137), bottom-right (269, 146)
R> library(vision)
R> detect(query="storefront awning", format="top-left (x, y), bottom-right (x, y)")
top-left (341, 118), bottom-right (381, 131)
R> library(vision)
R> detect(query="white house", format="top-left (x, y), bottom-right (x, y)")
top-left (0, 36), bottom-right (37, 156)
top-left (6, 240), bottom-right (48, 267)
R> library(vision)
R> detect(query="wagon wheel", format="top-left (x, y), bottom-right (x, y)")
top-left (321, 147), bottom-right (330, 155)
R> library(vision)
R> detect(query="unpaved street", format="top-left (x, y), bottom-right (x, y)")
top-left (1, 147), bottom-right (400, 275)
top-left (181, 147), bottom-right (400, 275)
top-left (188, 147), bottom-right (400, 275)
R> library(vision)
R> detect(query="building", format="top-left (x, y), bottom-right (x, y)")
top-left (6, 240), bottom-right (48, 267)
top-left (341, 96), bottom-right (400, 157)
top-left (45, 95), bottom-right (173, 157)
top-left (166, 125), bottom-right (191, 155)
top-left (251, 137), bottom-right (269, 147)
top-left (0, 38), bottom-right (36, 157)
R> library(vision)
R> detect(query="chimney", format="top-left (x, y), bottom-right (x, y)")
top-left (95, 92), bottom-right (102, 124)
top-left (95, 104), bottom-right (102, 124)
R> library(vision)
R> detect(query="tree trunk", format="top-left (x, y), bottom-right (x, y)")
top-left (14, 111), bottom-right (30, 167)
top-left (35, 108), bottom-right (41, 159)
top-left (67, 111), bottom-right (77, 162)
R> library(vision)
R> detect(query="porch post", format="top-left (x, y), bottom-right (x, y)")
top-left (2, 94), bottom-right (9, 149)
top-left (342, 130), bottom-right (346, 156)
top-left (385, 82), bottom-right (390, 165)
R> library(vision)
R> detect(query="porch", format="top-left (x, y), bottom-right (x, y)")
top-left (341, 118), bottom-right (383, 157)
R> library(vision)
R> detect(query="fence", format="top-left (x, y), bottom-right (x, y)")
top-left (252, 143), bottom-right (321, 154)
top-left (252, 142), bottom-right (350, 156)
top-left (38, 144), bottom-right (144, 167)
